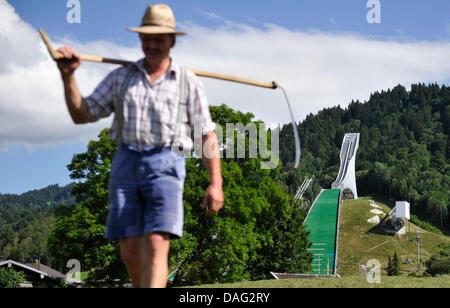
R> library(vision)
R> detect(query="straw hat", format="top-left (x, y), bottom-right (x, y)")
top-left (128, 4), bottom-right (186, 36)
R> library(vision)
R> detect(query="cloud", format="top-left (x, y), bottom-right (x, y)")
top-left (1, 1), bottom-right (450, 150)
top-left (0, 1), bottom-right (141, 151)
top-left (174, 23), bottom-right (450, 125)
top-left (0, 1), bottom-right (45, 74)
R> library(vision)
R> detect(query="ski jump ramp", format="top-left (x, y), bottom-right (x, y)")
top-left (332, 133), bottom-right (360, 199)
top-left (303, 133), bottom-right (360, 275)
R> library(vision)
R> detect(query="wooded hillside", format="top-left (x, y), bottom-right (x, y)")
top-left (279, 83), bottom-right (449, 231)
top-left (0, 184), bottom-right (74, 266)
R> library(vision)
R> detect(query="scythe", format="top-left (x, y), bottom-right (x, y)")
top-left (39, 29), bottom-right (301, 168)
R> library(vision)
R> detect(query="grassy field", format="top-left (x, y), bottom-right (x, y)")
top-left (188, 275), bottom-right (450, 288)
top-left (338, 197), bottom-right (450, 276)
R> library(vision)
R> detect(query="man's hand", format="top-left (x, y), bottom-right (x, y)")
top-left (56, 47), bottom-right (81, 78)
top-left (202, 183), bottom-right (224, 216)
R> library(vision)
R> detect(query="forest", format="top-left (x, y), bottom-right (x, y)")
top-left (0, 184), bottom-right (74, 266)
top-left (0, 83), bottom-right (448, 284)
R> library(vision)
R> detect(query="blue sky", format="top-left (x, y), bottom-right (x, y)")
top-left (1, 0), bottom-right (449, 194)
top-left (8, 0), bottom-right (450, 43)
top-left (9, 0), bottom-right (450, 41)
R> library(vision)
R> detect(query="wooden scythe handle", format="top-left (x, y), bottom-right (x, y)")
top-left (187, 68), bottom-right (277, 89)
top-left (39, 29), bottom-right (278, 89)
top-left (39, 29), bottom-right (134, 66)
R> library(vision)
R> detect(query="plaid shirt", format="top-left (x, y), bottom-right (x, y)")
top-left (84, 58), bottom-right (216, 151)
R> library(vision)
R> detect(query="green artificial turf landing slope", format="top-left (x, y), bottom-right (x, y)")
top-left (304, 189), bottom-right (341, 275)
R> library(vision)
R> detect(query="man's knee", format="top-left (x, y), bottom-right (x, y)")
top-left (120, 237), bottom-right (144, 266)
top-left (146, 232), bottom-right (170, 259)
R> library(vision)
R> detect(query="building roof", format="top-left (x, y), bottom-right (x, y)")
top-left (0, 260), bottom-right (65, 280)
top-left (26, 262), bottom-right (66, 279)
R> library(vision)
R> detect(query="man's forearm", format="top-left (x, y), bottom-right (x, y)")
top-left (202, 132), bottom-right (223, 186)
top-left (203, 156), bottom-right (222, 186)
top-left (201, 131), bottom-right (224, 215)
top-left (61, 74), bottom-right (92, 124)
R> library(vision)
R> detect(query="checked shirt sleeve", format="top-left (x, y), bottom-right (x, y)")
top-left (186, 71), bottom-right (216, 136)
top-left (84, 70), bottom-right (119, 122)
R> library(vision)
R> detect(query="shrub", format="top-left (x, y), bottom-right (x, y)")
top-left (425, 256), bottom-right (450, 276)
top-left (425, 244), bottom-right (450, 276)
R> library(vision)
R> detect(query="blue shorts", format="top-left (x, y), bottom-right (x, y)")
top-left (105, 144), bottom-right (186, 240)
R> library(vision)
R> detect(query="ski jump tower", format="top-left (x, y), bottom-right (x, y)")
top-left (331, 133), bottom-right (360, 199)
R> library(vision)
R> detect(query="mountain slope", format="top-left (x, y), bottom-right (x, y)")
top-left (0, 184), bottom-right (74, 265)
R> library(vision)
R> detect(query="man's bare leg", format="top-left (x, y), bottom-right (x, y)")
top-left (140, 232), bottom-right (170, 288)
top-left (119, 237), bottom-right (145, 287)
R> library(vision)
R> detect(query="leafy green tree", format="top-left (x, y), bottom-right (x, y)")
top-left (48, 129), bottom-right (126, 287)
top-left (0, 268), bottom-right (25, 288)
top-left (172, 105), bottom-right (312, 286)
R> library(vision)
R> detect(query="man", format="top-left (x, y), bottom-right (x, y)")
top-left (56, 4), bottom-right (224, 288)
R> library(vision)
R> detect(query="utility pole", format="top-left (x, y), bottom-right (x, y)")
top-left (415, 229), bottom-right (421, 272)
top-left (408, 189), bottom-right (411, 241)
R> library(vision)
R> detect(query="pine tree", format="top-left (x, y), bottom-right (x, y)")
top-left (387, 251), bottom-right (400, 276)
top-left (387, 255), bottom-right (393, 276)
top-left (392, 251), bottom-right (400, 276)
